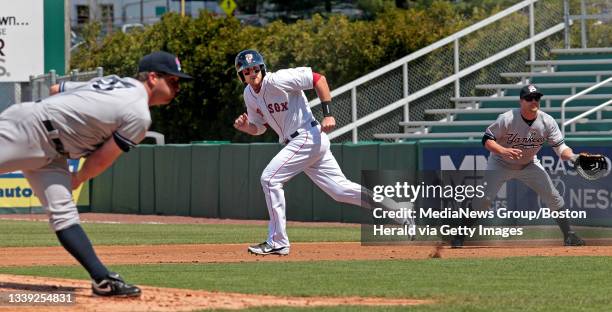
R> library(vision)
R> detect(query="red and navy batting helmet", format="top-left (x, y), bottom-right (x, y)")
top-left (235, 49), bottom-right (267, 83)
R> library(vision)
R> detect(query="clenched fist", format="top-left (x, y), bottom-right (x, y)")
top-left (321, 116), bottom-right (336, 133)
top-left (234, 113), bottom-right (250, 131)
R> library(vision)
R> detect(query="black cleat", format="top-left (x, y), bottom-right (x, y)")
top-left (92, 272), bottom-right (142, 297)
top-left (564, 231), bottom-right (585, 246)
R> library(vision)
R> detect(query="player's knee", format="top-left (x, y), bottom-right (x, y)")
top-left (260, 174), bottom-right (280, 190)
top-left (549, 194), bottom-right (565, 211)
top-left (44, 198), bottom-right (80, 231)
top-left (543, 191), bottom-right (564, 211)
top-left (328, 187), bottom-right (359, 204)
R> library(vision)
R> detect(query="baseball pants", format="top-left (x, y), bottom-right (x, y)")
top-left (0, 109), bottom-right (80, 231)
top-left (474, 158), bottom-right (564, 211)
top-left (260, 125), bottom-right (404, 248)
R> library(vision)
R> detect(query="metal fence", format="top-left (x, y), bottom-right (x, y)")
top-left (310, 0), bottom-right (611, 143)
top-left (28, 68), bottom-right (104, 102)
top-left (564, 0), bottom-right (612, 49)
top-left (0, 68), bottom-right (104, 112)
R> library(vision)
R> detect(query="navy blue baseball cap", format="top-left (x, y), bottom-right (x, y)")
top-left (520, 84), bottom-right (543, 99)
top-left (138, 51), bottom-right (192, 79)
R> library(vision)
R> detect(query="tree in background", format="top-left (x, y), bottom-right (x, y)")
top-left (70, 1), bottom-right (507, 143)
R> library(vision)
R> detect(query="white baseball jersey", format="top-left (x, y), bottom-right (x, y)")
top-left (243, 67), bottom-right (315, 143)
top-left (485, 108), bottom-right (564, 167)
top-left (241, 68), bottom-right (409, 249)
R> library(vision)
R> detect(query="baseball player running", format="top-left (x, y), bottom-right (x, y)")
top-left (232, 49), bottom-right (412, 256)
top-left (453, 84), bottom-right (585, 247)
top-left (0, 51), bottom-right (192, 296)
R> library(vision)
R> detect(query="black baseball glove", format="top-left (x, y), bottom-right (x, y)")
top-left (572, 153), bottom-right (608, 180)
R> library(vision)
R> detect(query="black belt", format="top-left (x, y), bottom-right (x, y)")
top-left (42, 120), bottom-right (67, 156)
top-left (284, 120), bottom-right (318, 144)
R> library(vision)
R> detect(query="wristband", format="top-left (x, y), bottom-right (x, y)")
top-left (321, 101), bottom-right (333, 117)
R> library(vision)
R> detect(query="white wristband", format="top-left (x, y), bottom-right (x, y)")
top-left (553, 143), bottom-right (570, 158)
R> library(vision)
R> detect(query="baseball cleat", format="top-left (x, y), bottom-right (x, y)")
top-left (564, 231), bottom-right (585, 246)
top-left (92, 272), bottom-right (142, 297)
top-left (247, 242), bottom-right (290, 256)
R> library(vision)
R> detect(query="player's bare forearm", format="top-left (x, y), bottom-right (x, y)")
top-left (560, 146), bottom-right (575, 161)
top-left (314, 75), bottom-right (331, 102)
top-left (313, 75), bottom-right (335, 132)
top-left (72, 138), bottom-right (123, 189)
top-left (484, 139), bottom-right (505, 154)
top-left (241, 123), bottom-right (263, 136)
top-left (234, 113), bottom-right (264, 136)
top-left (485, 139), bottom-right (523, 160)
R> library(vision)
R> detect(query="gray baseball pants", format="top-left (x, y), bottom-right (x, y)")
top-left (473, 158), bottom-right (564, 211)
top-left (0, 106), bottom-right (80, 231)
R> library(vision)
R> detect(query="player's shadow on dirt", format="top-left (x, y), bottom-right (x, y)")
top-left (0, 282), bottom-right (78, 293)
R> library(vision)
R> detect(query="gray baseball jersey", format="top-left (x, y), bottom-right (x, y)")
top-left (44, 75), bottom-right (151, 158)
top-left (243, 67), bottom-right (315, 143)
top-left (485, 108), bottom-right (564, 168)
top-left (477, 108), bottom-right (565, 212)
top-left (0, 75), bottom-right (151, 230)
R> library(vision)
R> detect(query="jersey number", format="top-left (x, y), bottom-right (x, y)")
top-left (92, 77), bottom-right (121, 91)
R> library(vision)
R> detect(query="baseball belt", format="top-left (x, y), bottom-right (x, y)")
top-left (284, 120), bottom-right (319, 144)
top-left (43, 120), bottom-right (68, 157)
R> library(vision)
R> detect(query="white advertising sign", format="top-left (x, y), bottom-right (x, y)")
top-left (0, 1), bottom-right (44, 82)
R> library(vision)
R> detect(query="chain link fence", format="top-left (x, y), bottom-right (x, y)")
top-left (312, 0), bottom-right (603, 142)
top-left (0, 68), bottom-right (104, 113)
top-left (565, 0), bottom-right (612, 48)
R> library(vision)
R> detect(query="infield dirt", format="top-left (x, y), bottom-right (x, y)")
top-left (0, 213), bottom-right (609, 311)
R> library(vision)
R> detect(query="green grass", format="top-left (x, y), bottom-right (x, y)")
top-left (3, 220), bottom-right (612, 247)
top-left (0, 257), bottom-right (610, 311)
top-left (0, 220), bottom-right (360, 247)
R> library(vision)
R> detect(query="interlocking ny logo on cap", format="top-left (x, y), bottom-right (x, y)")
top-left (528, 85), bottom-right (537, 93)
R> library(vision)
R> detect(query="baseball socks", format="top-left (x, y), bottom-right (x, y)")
top-left (554, 216), bottom-right (572, 236)
top-left (55, 224), bottom-right (109, 282)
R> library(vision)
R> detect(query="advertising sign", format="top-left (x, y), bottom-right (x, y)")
top-left (0, 1), bottom-right (44, 82)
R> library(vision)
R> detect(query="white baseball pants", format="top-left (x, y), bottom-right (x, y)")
top-left (260, 125), bottom-right (362, 248)
top-left (259, 125), bottom-right (409, 247)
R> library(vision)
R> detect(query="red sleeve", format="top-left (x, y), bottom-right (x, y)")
top-left (313, 72), bottom-right (322, 86)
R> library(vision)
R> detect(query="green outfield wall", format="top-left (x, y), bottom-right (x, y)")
top-left (88, 138), bottom-right (612, 223)
top-left (90, 142), bottom-right (418, 222)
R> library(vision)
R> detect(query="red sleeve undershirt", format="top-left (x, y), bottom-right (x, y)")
top-left (313, 72), bottom-right (322, 86)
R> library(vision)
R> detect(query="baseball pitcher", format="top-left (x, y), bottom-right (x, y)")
top-left (0, 51), bottom-right (192, 296)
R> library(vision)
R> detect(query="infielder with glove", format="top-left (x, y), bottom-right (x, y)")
top-left (454, 84), bottom-right (587, 247)
top-left (233, 49), bottom-right (411, 256)
top-left (0, 51), bottom-right (191, 296)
